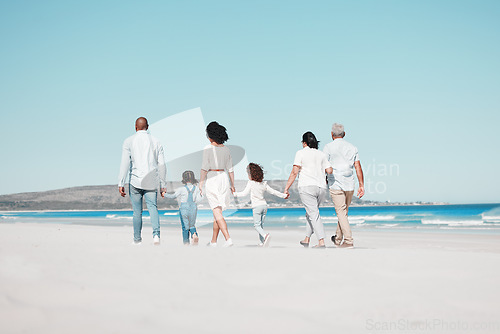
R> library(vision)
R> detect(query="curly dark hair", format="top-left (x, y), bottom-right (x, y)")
top-left (182, 170), bottom-right (198, 184)
top-left (206, 121), bottom-right (229, 144)
top-left (247, 163), bottom-right (264, 183)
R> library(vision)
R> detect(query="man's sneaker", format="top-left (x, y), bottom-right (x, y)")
top-left (132, 240), bottom-right (142, 245)
top-left (153, 235), bottom-right (160, 245)
top-left (257, 243), bottom-right (264, 247)
top-left (263, 234), bottom-right (271, 247)
top-left (338, 242), bottom-right (354, 249)
top-left (331, 235), bottom-right (341, 246)
top-left (223, 238), bottom-right (234, 248)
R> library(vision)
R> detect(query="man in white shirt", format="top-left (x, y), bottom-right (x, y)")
top-left (323, 123), bottom-right (365, 248)
top-left (118, 117), bottom-right (167, 245)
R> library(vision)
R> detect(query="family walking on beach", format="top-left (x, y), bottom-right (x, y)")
top-left (118, 117), bottom-right (364, 248)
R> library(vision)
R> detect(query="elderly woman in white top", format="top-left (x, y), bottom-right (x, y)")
top-left (284, 131), bottom-right (333, 248)
top-left (199, 121), bottom-right (235, 248)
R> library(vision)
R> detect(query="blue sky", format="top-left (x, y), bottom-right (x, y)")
top-left (0, 0), bottom-right (499, 203)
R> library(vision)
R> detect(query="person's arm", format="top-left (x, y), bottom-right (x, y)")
top-left (325, 162), bottom-right (333, 175)
top-left (157, 143), bottom-right (167, 198)
top-left (284, 151), bottom-right (302, 199)
top-left (354, 161), bottom-right (365, 198)
top-left (118, 140), bottom-right (131, 197)
top-left (323, 147), bottom-right (333, 186)
top-left (284, 165), bottom-right (300, 199)
top-left (228, 171), bottom-right (236, 194)
top-left (163, 188), bottom-right (180, 199)
top-left (226, 149), bottom-right (235, 193)
top-left (194, 186), bottom-right (204, 203)
top-left (199, 147), bottom-right (210, 196)
top-left (325, 158), bottom-right (333, 175)
top-left (322, 151), bottom-right (333, 175)
top-left (265, 183), bottom-right (287, 199)
top-left (323, 145), bottom-right (330, 161)
top-left (234, 181), bottom-right (251, 198)
top-left (199, 169), bottom-right (208, 197)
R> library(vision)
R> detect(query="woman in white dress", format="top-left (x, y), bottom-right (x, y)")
top-left (199, 121), bottom-right (235, 247)
top-left (284, 131), bottom-right (333, 248)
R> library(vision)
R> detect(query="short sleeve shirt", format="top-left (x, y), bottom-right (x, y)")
top-left (201, 145), bottom-right (234, 173)
top-left (323, 139), bottom-right (359, 191)
top-left (293, 146), bottom-right (332, 189)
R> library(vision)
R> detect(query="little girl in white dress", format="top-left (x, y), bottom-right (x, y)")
top-left (199, 121), bottom-right (235, 247)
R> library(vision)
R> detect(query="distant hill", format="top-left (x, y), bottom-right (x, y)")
top-left (0, 180), bottom-right (375, 211)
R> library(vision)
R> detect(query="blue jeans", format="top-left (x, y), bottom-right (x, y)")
top-left (180, 202), bottom-right (198, 244)
top-left (129, 184), bottom-right (160, 242)
top-left (253, 205), bottom-right (268, 243)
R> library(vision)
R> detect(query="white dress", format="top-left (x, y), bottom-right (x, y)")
top-left (201, 144), bottom-right (234, 210)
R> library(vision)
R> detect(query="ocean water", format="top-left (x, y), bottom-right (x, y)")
top-left (2, 204), bottom-right (500, 234)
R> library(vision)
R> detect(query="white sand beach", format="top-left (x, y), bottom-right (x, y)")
top-left (1, 223), bottom-right (500, 334)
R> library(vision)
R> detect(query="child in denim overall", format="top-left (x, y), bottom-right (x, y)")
top-left (165, 171), bottom-right (202, 245)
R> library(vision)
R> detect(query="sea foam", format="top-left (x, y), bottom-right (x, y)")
top-left (421, 219), bottom-right (484, 226)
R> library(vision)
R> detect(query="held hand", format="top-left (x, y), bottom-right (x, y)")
top-left (160, 188), bottom-right (166, 198)
top-left (199, 185), bottom-right (203, 197)
top-left (284, 189), bottom-right (290, 199)
top-left (357, 185), bottom-right (365, 199)
top-left (118, 187), bottom-right (126, 197)
top-left (230, 186), bottom-right (236, 194)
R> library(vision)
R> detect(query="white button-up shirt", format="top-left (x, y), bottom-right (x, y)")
top-left (293, 146), bottom-right (332, 189)
top-left (118, 130), bottom-right (167, 190)
top-left (323, 138), bottom-right (359, 191)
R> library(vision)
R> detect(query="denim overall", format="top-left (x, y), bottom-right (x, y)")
top-left (179, 185), bottom-right (198, 244)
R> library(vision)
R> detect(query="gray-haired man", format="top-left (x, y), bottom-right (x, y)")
top-left (323, 123), bottom-right (364, 248)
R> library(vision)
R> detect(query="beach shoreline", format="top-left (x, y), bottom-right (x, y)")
top-left (2, 202), bottom-right (499, 214)
top-left (3, 203), bottom-right (500, 237)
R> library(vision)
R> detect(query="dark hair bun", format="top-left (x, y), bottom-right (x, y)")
top-left (206, 121), bottom-right (229, 144)
top-left (302, 131), bottom-right (319, 149)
